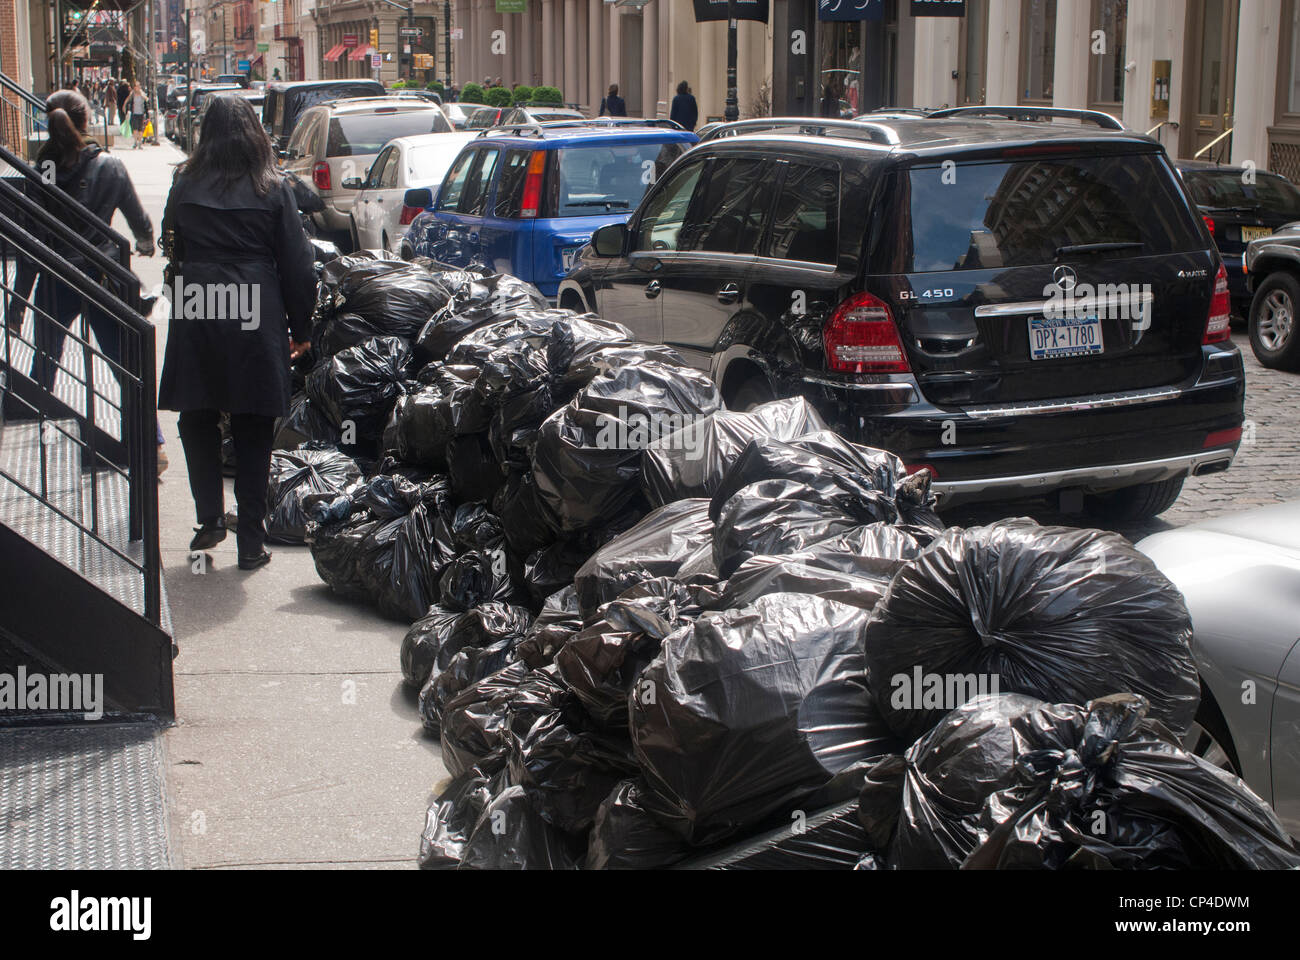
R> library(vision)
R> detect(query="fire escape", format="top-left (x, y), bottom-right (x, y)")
top-left (275, 0), bottom-right (304, 81)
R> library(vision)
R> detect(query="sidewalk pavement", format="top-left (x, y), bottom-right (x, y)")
top-left (112, 140), bottom-right (442, 869)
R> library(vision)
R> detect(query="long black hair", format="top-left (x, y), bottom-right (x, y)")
top-left (41, 89), bottom-right (90, 170)
top-left (181, 94), bottom-right (278, 195)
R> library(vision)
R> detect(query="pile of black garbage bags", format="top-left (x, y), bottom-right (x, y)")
top-left (277, 256), bottom-right (1299, 870)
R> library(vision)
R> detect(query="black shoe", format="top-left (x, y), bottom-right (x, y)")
top-left (189, 520), bottom-right (227, 551)
top-left (238, 549), bottom-right (271, 571)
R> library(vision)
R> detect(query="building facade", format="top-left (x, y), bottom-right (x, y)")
top-left (312, 0), bottom-right (449, 86)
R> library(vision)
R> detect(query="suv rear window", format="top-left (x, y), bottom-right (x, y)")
top-left (903, 153), bottom-right (1204, 272)
top-left (1182, 169), bottom-right (1300, 218)
top-left (551, 141), bottom-right (686, 217)
top-left (327, 110), bottom-right (449, 156)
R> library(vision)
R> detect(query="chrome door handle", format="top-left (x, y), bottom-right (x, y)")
top-left (646, 280), bottom-right (662, 298)
top-left (717, 282), bottom-right (740, 304)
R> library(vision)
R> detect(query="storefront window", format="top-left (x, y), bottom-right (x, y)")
top-left (1088, 0), bottom-right (1127, 106)
top-left (1020, 0), bottom-right (1057, 103)
top-left (818, 21), bottom-right (863, 118)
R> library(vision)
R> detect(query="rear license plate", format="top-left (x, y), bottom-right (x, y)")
top-left (1240, 225), bottom-right (1272, 242)
top-left (561, 246), bottom-right (580, 271)
top-left (1027, 315), bottom-right (1103, 360)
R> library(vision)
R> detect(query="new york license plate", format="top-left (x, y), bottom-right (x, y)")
top-left (1028, 314), bottom-right (1104, 360)
top-left (1240, 225), bottom-right (1272, 242)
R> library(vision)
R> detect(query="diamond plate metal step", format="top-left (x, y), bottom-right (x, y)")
top-left (0, 723), bottom-right (174, 869)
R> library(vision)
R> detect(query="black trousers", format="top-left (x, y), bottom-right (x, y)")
top-left (177, 409), bottom-right (276, 556)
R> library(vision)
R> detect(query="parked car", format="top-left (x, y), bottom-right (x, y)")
top-left (1137, 500), bottom-right (1300, 840)
top-left (281, 97), bottom-right (453, 246)
top-left (408, 123), bottom-right (698, 298)
top-left (344, 131), bottom-right (476, 256)
top-left (1244, 221), bottom-right (1300, 370)
top-left (466, 105), bottom-right (509, 129)
top-left (213, 73), bottom-right (251, 89)
top-left (441, 102), bottom-right (475, 130)
top-left (263, 79), bottom-right (385, 154)
top-left (560, 114), bottom-right (1245, 519)
top-left (498, 105), bottom-right (587, 125)
top-left (1176, 160), bottom-right (1300, 321)
top-left (178, 83), bottom-right (242, 150)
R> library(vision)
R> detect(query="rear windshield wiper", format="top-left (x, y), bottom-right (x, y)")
top-left (1055, 241), bottom-right (1144, 258)
top-left (565, 200), bottom-right (630, 209)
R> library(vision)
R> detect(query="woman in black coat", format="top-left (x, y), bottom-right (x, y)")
top-left (158, 94), bottom-right (315, 570)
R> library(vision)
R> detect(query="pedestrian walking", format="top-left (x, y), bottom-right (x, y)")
top-left (158, 95), bottom-right (316, 570)
top-left (6, 90), bottom-right (164, 467)
top-left (116, 77), bottom-right (130, 123)
top-left (670, 80), bottom-right (698, 131)
top-left (129, 80), bottom-right (149, 148)
top-left (599, 83), bottom-right (626, 117)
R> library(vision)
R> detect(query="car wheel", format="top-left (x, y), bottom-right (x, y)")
top-left (1249, 271), bottom-right (1300, 371)
top-left (1181, 694), bottom-right (1241, 775)
top-left (1084, 475), bottom-right (1185, 522)
top-left (726, 375), bottom-right (776, 412)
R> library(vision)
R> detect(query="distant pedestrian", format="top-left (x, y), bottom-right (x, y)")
top-left (272, 67), bottom-right (282, 81)
top-left (819, 82), bottom-right (840, 119)
top-left (116, 77), bottom-right (130, 122)
top-left (599, 83), bottom-right (626, 117)
top-left (129, 80), bottom-right (148, 148)
top-left (670, 80), bottom-right (698, 131)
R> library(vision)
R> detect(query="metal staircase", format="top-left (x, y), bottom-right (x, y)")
top-left (0, 116), bottom-right (176, 867)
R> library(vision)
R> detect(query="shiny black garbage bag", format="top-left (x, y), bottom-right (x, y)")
top-left (383, 386), bottom-right (447, 468)
top-left (585, 778), bottom-right (693, 870)
top-left (419, 636), bottom-right (521, 733)
top-left (531, 360), bottom-right (723, 535)
top-left (516, 586), bottom-right (583, 668)
top-left (641, 397), bottom-right (828, 506)
top-left (522, 538), bottom-right (592, 608)
top-left (863, 693), bottom-right (1300, 870)
top-left (400, 605), bottom-right (461, 689)
top-left (718, 551), bottom-right (896, 612)
top-left (306, 335), bottom-right (411, 443)
top-left (265, 445), bottom-right (362, 544)
top-left (677, 800), bottom-right (867, 870)
top-left (439, 663), bottom-right (572, 778)
top-left (630, 593), bottom-right (897, 847)
top-left (457, 782), bottom-right (583, 870)
top-left (861, 518), bottom-right (1200, 744)
top-left (418, 765), bottom-right (498, 870)
top-left (274, 390), bottom-right (342, 450)
top-left (319, 262), bottom-right (453, 354)
top-left (571, 498), bottom-right (716, 616)
top-left (356, 498), bottom-right (458, 622)
top-left (446, 433), bottom-right (503, 504)
top-left (438, 549), bottom-right (522, 612)
top-left (413, 273), bottom-right (548, 362)
top-left (493, 470), bottom-right (557, 559)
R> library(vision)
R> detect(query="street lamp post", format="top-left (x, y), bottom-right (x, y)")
top-left (724, 0), bottom-right (738, 122)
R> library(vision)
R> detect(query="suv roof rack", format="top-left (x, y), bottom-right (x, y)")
top-left (700, 117), bottom-right (901, 146)
top-left (319, 94), bottom-right (437, 108)
top-left (926, 106), bottom-right (1125, 130)
top-left (474, 118), bottom-right (685, 138)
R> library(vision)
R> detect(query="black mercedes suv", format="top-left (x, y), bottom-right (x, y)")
top-left (558, 112), bottom-right (1246, 519)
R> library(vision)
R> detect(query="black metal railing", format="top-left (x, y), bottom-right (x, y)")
top-left (0, 71), bottom-right (47, 159)
top-left (0, 176), bottom-right (161, 625)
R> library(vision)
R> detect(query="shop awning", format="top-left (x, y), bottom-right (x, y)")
top-left (323, 43), bottom-right (348, 62)
top-left (349, 44), bottom-right (375, 62)
top-left (251, 54), bottom-right (264, 67)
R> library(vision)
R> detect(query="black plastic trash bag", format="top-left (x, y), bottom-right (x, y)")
top-left (357, 496), bottom-right (458, 622)
top-left (306, 335), bottom-right (411, 443)
top-left (307, 510), bottom-right (381, 602)
top-left (641, 397), bottom-right (828, 506)
top-left (420, 637), bottom-right (521, 733)
top-left (494, 470), bottom-right (557, 559)
top-left (630, 593), bottom-right (897, 846)
top-left (413, 273), bottom-right (548, 362)
top-left (320, 263), bottom-right (453, 354)
top-left (265, 445), bottom-right (362, 544)
top-left (861, 519), bottom-right (1200, 744)
top-left (439, 663), bottom-right (572, 778)
top-left (572, 499), bottom-right (716, 615)
top-left (522, 539), bottom-right (593, 608)
top-left (516, 587), bottom-right (583, 668)
top-left (274, 391), bottom-right (341, 450)
top-left (505, 702), bottom-right (640, 834)
top-left (457, 782), bottom-right (583, 870)
top-left (418, 766), bottom-right (499, 870)
top-left (532, 361), bottom-right (722, 535)
top-left (717, 532), bottom-right (913, 611)
top-left (865, 693), bottom-right (1300, 870)
top-left (677, 801), bottom-right (867, 870)
top-left (585, 778), bottom-right (693, 870)
top-left (446, 433), bottom-right (503, 504)
top-left (383, 387), bottom-right (448, 468)
top-left (560, 342), bottom-right (689, 394)
top-left (438, 549), bottom-right (521, 612)
top-left (400, 605), bottom-right (461, 689)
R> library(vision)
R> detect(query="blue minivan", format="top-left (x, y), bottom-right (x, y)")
top-left (406, 121), bottom-right (698, 299)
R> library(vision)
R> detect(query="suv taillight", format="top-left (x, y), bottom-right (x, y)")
top-left (312, 161), bottom-right (331, 192)
top-left (399, 204), bottom-right (421, 226)
top-left (1203, 264), bottom-right (1231, 344)
top-left (824, 292), bottom-right (910, 373)
top-left (519, 151), bottom-right (547, 218)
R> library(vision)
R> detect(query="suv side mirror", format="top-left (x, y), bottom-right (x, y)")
top-left (341, 177), bottom-right (364, 190)
top-left (591, 221), bottom-right (626, 257)
top-left (403, 187), bottom-right (433, 209)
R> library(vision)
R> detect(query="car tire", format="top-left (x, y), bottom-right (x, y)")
top-left (1248, 271), bottom-right (1300, 371)
top-left (1181, 690), bottom-right (1241, 775)
top-left (726, 375), bottom-right (776, 412)
top-left (347, 218), bottom-right (361, 255)
top-left (1084, 475), bottom-right (1185, 522)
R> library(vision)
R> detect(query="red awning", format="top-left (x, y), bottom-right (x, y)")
top-left (323, 43), bottom-right (348, 62)
top-left (348, 44), bottom-right (375, 62)
top-left (251, 54), bottom-right (265, 67)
